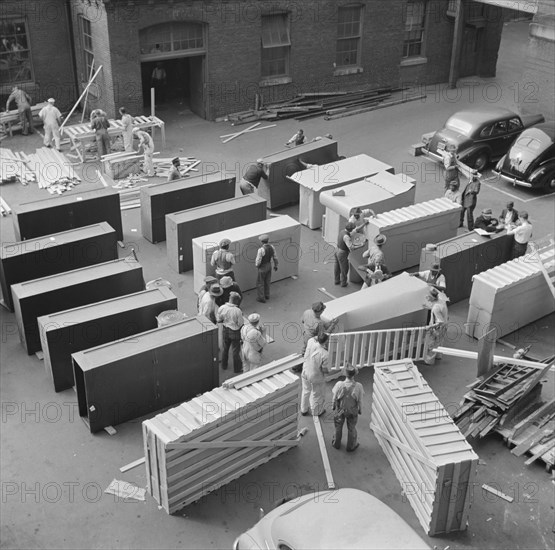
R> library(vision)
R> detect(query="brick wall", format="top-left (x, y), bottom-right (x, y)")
top-left (0, 0), bottom-right (76, 111)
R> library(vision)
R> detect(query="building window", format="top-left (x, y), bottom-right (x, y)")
top-left (0, 18), bottom-right (32, 83)
top-left (139, 22), bottom-right (204, 58)
top-left (336, 5), bottom-right (363, 67)
top-left (79, 16), bottom-right (94, 78)
top-left (467, 1), bottom-right (486, 19)
top-left (403, 0), bottom-right (426, 58)
top-left (447, 0), bottom-right (457, 15)
top-left (261, 14), bottom-right (290, 78)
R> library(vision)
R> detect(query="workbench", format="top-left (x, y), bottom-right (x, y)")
top-left (257, 138), bottom-right (339, 209)
top-left (418, 230), bottom-right (513, 303)
top-left (320, 172), bottom-right (415, 245)
top-left (0, 102), bottom-right (47, 136)
top-left (166, 194), bottom-right (267, 273)
top-left (0, 222), bottom-right (118, 312)
top-left (72, 316), bottom-right (219, 433)
top-left (288, 154), bottom-right (395, 229)
top-left (62, 115), bottom-right (165, 163)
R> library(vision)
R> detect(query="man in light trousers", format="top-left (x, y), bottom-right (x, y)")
top-left (300, 333), bottom-right (330, 417)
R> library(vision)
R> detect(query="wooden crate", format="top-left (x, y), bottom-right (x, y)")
top-left (371, 360), bottom-right (479, 536)
top-left (465, 254), bottom-right (555, 340)
top-left (143, 354), bottom-right (302, 514)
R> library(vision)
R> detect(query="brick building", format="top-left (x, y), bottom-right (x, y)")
top-left (2, 0), bottom-right (507, 120)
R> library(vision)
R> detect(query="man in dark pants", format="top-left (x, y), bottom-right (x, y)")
top-left (6, 85), bottom-right (33, 135)
top-left (460, 174), bottom-right (481, 230)
top-left (334, 222), bottom-right (356, 287)
top-left (216, 292), bottom-right (243, 372)
top-left (240, 159), bottom-right (268, 195)
top-left (255, 234), bottom-right (278, 303)
top-left (332, 364), bottom-right (364, 452)
top-left (91, 110), bottom-right (111, 160)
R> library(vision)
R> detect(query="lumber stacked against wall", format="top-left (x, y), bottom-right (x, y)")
top-left (465, 253), bottom-right (555, 340)
top-left (143, 354), bottom-right (302, 514)
top-left (371, 360), bottom-right (479, 536)
top-left (25, 147), bottom-right (80, 192)
top-left (0, 148), bottom-right (36, 184)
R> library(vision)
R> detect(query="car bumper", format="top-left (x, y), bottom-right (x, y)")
top-left (492, 170), bottom-right (532, 188)
top-left (422, 149), bottom-right (443, 162)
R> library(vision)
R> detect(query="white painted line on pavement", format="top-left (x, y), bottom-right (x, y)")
top-left (482, 182), bottom-right (524, 202)
top-left (521, 192), bottom-right (555, 203)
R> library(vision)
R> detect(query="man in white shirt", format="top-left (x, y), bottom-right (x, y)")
top-left (216, 292), bottom-right (244, 373)
top-left (240, 313), bottom-right (267, 372)
top-left (300, 333), bottom-right (330, 417)
top-left (39, 98), bottom-right (62, 151)
top-left (506, 211), bottom-right (533, 259)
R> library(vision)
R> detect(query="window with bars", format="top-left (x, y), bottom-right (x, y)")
top-left (336, 5), bottom-right (363, 67)
top-left (139, 22), bottom-right (204, 56)
top-left (79, 16), bottom-right (94, 78)
top-left (261, 14), bottom-right (290, 78)
top-left (0, 18), bottom-right (33, 83)
top-left (403, 0), bottom-right (426, 58)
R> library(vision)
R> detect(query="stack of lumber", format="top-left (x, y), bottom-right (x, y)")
top-left (101, 151), bottom-right (142, 180)
top-left (0, 148), bottom-right (36, 184)
top-left (371, 360), bottom-right (479, 536)
top-left (25, 147), bottom-right (80, 191)
top-left (152, 157), bottom-right (201, 178)
top-left (453, 361), bottom-right (553, 440)
top-left (143, 354), bottom-right (302, 514)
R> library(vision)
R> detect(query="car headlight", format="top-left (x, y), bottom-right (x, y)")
top-left (495, 156), bottom-right (505, 171)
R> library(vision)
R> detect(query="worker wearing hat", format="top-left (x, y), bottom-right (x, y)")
top-left (6, 85), bottom-right (33, 135)
top-left (348, 207), bottom-right (376, 233)
top-left (300, 332), bottom-right (330, 417)
top-left (332, 364), bottom-right (364, 452)
top-left (166, 156), bottom-right (182, 182)
top-left (423, 287), bottom-right (449, 365)
top-left (216, 291), bottom-right (244, 373)
top-left (460, 172), bottom-right (481, 230)
top-left (91, 108), bottom-right (112, 160)
top-left (197, 275), bottom-right (218, 310)
top-left (198, 283), bottom-right (223, 324)
top-left (240, 158), bottom-right (268, 195)
top-left (216, 275), bottom-right (243, 307)
top-left (240, 313), bottom-right (267, 372)
top-left (255, 234), bottom-right (278, 303)
top-left (39, 98), bottom-right (62, 151)
top-left (132, 127), bottom-right (154, 176)
top-left (442, 144), bottom-right (460, 191)
top-left (410, 261), bottom-right (447, 293)
top-left (211, 238), bottom-right (236, 282)
top-left (362, 233), bottom-right (386, 266)
top-left (474, 208), bottom-right (502, 233)
top-left (300, 301), bottom-right (339, 355)
top-left (444, 180), bottom-right (462, 206)
top-left (119, 107), bottom-right (134, 152)
top-left (357, 257), bottom-right (391, 289)
top-left (334, 221), bottom-right (356, 287)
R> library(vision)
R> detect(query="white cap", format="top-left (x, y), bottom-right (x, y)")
top-left (47, 98), bottom-right (55, 103)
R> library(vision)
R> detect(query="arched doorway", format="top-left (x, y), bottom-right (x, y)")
top-left (139, 21), bottom-right (206, 118)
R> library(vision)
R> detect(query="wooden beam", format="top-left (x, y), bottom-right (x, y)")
top-left (313, 415), bottom-right (335, 489)
top-left (119, 457), bottom-right (145, 473)
top-left (482, 484), bottom-right (514, 503)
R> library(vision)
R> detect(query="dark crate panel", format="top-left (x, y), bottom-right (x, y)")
top-left (0, 222), bottom-right (118, 312)
top-left (38, 286), bottom-right (177, 392)
top-left (258, 139), bottom-right (339, 209)
top-left (11, 258), bottom-right (144, 355)
top-left (12, 187), bottom-right (123, 241)
top-left (419, 231), bottom-right (513, 303)
top-left (140, 171), bottom-right (236, 243)
top-left (72, 316), bottom-right (219, 433)
top-left (166, 194), bottom-right (267, 273)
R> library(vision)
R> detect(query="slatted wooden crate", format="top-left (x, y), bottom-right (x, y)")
top-left (371, 360), bottom-right (479, 536)
top-left (143, 354), bottom-right (302, 514)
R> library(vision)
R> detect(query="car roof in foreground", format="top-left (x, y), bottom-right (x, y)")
top-left (271, 488), bottom-right (431, 550)
top-left (519, 123), bottom-right (555, 141)
top-left (446, 107), bottom-right (517, 126)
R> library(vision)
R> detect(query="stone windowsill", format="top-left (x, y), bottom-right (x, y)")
top-left (400, 56), bottom-right (428, 67)
top-left (333, 66), bottom-right (364, 77)
top-left (259, 76), bottom-right (292, 87)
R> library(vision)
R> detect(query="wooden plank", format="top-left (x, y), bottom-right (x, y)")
top-left (313, 415), bottom-right (335, 489)
top-left (512, 422), bottom-right (555, 456)
top-left (524, 438), bottom-right (555, 466)
top-left (119, 457), bottom-right (146, 473)
top-left (482, 484), bottom-right (514, 503)
top-left (511, 399), bottom-right (555, 439)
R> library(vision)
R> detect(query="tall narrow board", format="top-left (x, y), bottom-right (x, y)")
top-left (140, 171), bottom-right (236, 243)
top-left (73, 316), bottom-right (218, 433)
top-left (371, 360), bottom-right (479, 536)
top-left (0, 222), bottom-right (118, 312)
top-left (166, 194), bottom-right (267, 273)
top-left (11, 258), bottom-right (144, 355)
top-left (38, 287), bottom-right (177, 392)
top-left (12, 187), bottom-right (123, 241)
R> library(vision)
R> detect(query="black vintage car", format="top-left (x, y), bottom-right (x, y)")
top-left (494, 123), bottom-right (555, 191)
top-left (425, 107), bottom-right (545, 171)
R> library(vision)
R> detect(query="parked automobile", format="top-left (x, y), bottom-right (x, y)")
top-left (493, 123), bottom-right (555, 190)
top-left (425, 107), bottom-right (544, 171)
top-left (233, 488), bottom-right (431, 550)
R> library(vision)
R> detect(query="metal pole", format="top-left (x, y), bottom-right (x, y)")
top-left (448, 0), bottom-right (465, 89)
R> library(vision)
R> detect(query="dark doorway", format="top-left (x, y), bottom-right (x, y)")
top-left (141, 55), bottom-right (205, 118)
top-left (459, 27), bottom-right (483, 77)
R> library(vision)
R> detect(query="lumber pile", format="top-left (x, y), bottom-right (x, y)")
top-left (143, 354), bottom-right (302, 514)
top-left (152, 157), bottom-right (201, 178)
top-left (371, 360), bottom-right (478, 536)
top-left (453, 361), bottom-right (553, 440)
top-left (0, 148), bottom-right (36, 185)
top-left (25, 147), bottom-right (80, 192)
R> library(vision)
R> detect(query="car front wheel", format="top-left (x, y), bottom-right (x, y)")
top-left (543, 174), bottom-right (555, 192)
top-left (473, 152), bottom-right (489, 172)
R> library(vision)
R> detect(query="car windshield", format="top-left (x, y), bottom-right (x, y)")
top-left (445, 116), bottom-right (473, 136)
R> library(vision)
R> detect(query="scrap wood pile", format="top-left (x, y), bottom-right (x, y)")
top-left (0, 148), bottom-right (37, 185)
top-left (225, 87), bottom-right (426, 125)
top-left (111, 174), bottom-right (149, 211)
top-left (153, 157), bottom-right (201, 178)
top-left (143, 354), bottom-right (302, 514)
top-left (25, 147), bottom-right (81, 193)
top-left (453, 360), bottom-right (553, 446)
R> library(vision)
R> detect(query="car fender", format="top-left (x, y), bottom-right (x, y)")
top-left (458, 144), bottom-right (491, 163)
top-left (529, 161), bottom-right (555, 184)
